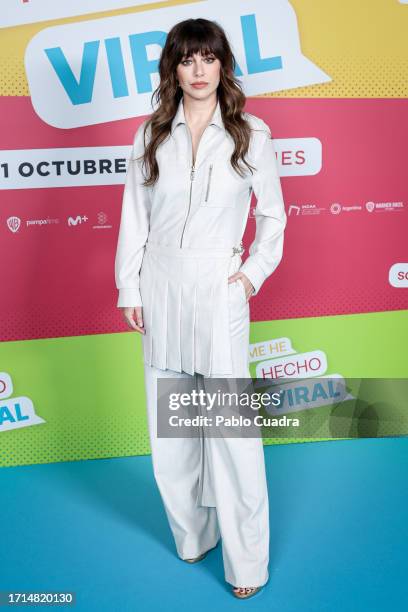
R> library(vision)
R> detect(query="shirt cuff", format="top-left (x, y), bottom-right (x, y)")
top-left (117, 287), bottom-right (143, 308)
top-left (239, 258), bottom-right (267, 296)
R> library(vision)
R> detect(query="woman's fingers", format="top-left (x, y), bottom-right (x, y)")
top-left (134, 306), bottom-right (144, 330)
top-left (228, 272), bottom-right (240, 284)
top-left (239, 278), bottom-right (253, 301)
top-left (228, 272), bottom-right (255, 301)
top-left (240, 274), bottom-right (255, 299)
top-left (121, 306), bottom-right (145, 334)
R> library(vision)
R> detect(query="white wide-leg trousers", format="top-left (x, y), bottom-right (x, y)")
top-left (142, 276), bottom-right (270, 588)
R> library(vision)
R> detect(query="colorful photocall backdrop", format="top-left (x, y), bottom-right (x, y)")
top-left (1, 0), bottom-right (407, 468)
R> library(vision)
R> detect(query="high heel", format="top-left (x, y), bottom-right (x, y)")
top-left (183, 551), bottom-right (208, 564)
top-left (182, 542), bottom-right (218, 564)
top-left (232, 586), bottom-right (264, 600)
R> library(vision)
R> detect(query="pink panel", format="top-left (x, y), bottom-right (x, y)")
top-left (0, 97), bottom-right (407, 342)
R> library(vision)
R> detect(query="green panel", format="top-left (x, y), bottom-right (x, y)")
top-left (1, 309), bottom-right (407, 467)
top-left (249, 309), bottom-right (408, 378)
top-left (0, 333), bottom-right (148, 468)
top-left (248, 309), bottom-right (408, 447)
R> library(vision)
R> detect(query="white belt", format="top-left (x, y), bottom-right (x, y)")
top-left (145, 241), bottom-right (245, 259)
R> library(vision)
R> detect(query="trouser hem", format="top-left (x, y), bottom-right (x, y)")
top-left (224, 572), bottom-right (269, 588)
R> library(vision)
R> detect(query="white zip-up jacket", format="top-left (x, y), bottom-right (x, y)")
top-left (115, 96), bottom-right (287, 307)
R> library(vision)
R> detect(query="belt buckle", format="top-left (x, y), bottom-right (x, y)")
top-left (232, 242), bottom-right (245, 256)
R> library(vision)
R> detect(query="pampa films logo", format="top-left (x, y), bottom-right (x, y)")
top-left (7, 216), bottom-right (21, 233)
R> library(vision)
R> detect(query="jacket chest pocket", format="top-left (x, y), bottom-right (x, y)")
top-left (200, 161), bottom-right (243, 208)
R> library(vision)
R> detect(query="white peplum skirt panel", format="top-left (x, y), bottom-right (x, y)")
top-left (139, 242), bottom-right (249, 377)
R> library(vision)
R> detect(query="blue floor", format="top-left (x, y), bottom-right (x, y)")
top-left (2, 438), bottom-right (407, 611)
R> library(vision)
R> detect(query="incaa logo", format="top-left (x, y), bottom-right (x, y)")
top-left (24, 0), bottom-right (330, 128)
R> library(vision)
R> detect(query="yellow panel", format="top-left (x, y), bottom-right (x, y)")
top-left (0, 0), bottom-right (407, 97)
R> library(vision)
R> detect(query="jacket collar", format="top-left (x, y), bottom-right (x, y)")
top-left (170, 95), bottom-right (225, 134)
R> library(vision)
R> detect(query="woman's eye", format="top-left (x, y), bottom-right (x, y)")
top-left (180, 57), bottom-right (215, 66)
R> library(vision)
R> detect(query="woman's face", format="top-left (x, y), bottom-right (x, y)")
top-left (176, 50), bottom-right (221, 100)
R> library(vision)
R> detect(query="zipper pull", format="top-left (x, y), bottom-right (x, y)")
top-left (190, 164), bottom-right (195, 181)
top-left (204, 164), bottom-right (213, 202)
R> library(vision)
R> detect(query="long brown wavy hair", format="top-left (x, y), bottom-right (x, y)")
top-left (138, 18), bottom-right (257, 187)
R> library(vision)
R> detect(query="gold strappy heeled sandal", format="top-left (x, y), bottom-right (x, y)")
top-left (183, 542), bottom-right (219, 564)
top-left (232, 586), bottom-right (263, 599)
top-left (183, 551), bottom-right (208, 564)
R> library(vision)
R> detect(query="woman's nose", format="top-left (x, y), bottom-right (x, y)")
top-left (194, 63), bottom-right (205, 76)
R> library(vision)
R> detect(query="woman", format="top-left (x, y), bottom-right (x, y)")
top-left (114, 18), bottom-right (287, 600)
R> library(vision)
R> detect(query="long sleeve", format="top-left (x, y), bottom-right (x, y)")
top-left (239, 122), bottom-right (287, 296)
top-left (114, 121), bottom-right (151, 307)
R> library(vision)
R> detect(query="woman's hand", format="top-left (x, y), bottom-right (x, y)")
top-left (121, 306), bottom-right (145, 334)
top-left (228, 272), bottom-right (255, 302)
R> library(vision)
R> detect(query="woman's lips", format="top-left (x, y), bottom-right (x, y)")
top-left (191, 82), bottom-right (208, 89)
